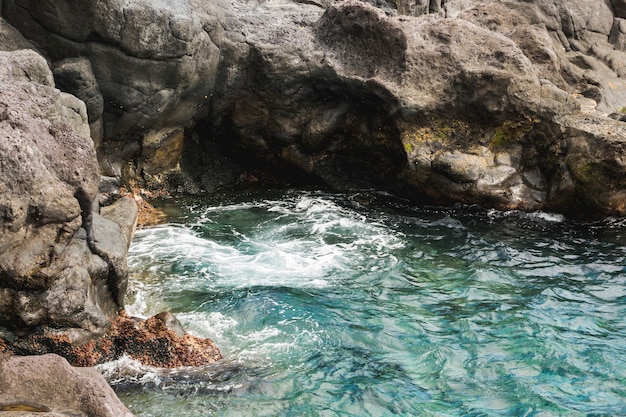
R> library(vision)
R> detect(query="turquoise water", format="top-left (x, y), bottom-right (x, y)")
top-left (102, 189), bottom-right (626, 416)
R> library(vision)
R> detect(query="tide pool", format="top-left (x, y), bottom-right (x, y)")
top-left (101, 189), bottom-right (626, 416)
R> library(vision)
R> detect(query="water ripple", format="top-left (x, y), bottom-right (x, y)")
top-left (117, 190), bottom-right (626, 417)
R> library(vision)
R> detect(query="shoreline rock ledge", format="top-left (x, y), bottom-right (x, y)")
top-left (4, 0), bottom-right (626, 218)
top-left (0, 45), bottom-right (222, 369)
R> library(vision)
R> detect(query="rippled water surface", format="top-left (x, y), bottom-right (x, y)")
top-left (104, 189), bottom-right (626, 416)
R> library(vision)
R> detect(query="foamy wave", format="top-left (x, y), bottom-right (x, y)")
top-left (96, 355), bottom-right (160, 386)
top-left (526, 211), bottom-right (565, 223)
top-left (97, 354), bottom-right (249, 394)
top-left (127, 193), bottom-right (405, 293)
top-left (487, 208), bottom-right (565, 223)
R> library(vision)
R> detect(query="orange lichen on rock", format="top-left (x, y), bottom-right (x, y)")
top-left (112, 311), bottom-right (222, 367)
top-left (119, 185), bottom-right (168, 227)
top-left (112, 312), bottom-right (222, 368)
top-left (2, 311), bottom-right (222, 368)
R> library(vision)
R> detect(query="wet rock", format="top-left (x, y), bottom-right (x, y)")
top-left (6, 312), bottom-right (222, 368)
top-left (113, 311), bottom-right (221, 368)
top-left (557, 114), bottom-right (626, 216)
top-left (153, 311), bottom-right (187, 338)
top-left (3, 0), bottom-right (626, 217)
top-left (0, 353), bottom-right (134, 417)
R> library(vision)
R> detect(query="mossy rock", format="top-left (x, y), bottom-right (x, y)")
top-left (489, 118), bottom-right (538, 150)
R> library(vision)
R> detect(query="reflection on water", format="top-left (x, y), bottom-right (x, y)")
top-left (104, 189), bottom-right (626, 416)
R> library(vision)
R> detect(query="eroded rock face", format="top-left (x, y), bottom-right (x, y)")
top-left (3, 0), bottom-right (626, 218)
top-left (0, 46), bottom-right (221, 368)
top-left (0, 49), bottom-right (136, 352)
top-left (3, 0), bottom-right (221, 182)
top-left (0, 353), bottom-right (134, 417)
top-left (0, 49), bottom-right (106, 336)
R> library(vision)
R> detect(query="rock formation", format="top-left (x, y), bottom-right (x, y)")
top-left (0, 25), bottom-right (222, 367)
top-left (0, 47), bottom-right (121, 343)
top-left (0, 353), bottom-right (134, 417)
top-left (0, 0), bottom-right (624, 407)
top-left (3, 0), bottom-right (625, 217)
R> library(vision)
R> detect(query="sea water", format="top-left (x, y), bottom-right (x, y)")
top-left (99, 189), bottom-right (626, 416)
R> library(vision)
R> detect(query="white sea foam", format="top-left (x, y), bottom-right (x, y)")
top-left (96, 354), bottom-right (161, 386)
top-left (487, 208), bottom-right (565, 223)
top-left (176, 311), bottom-right (238, 341)
top-left (127, 194), bottom-right (404, 293)
top-left (526, 211), bottom-right (565, 223)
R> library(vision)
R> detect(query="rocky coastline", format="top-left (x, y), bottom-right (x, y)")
top-left (1, 0), bottom-right (626, 415)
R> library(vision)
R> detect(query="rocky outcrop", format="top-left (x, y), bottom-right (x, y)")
top-left (0, 44), bottom-right (222, 367)
top-left (5, 0), bottom-right (624, 217)
top-left (2, 0), bottom-right (222, 183)
top-left (0, 48), bottom-right (120, 344)
top-left (0, 353), bottom-right (134, 417)
top-left (3, 0), bottom-right (626, 217)
top-left (7, 311), bottom-right (222, 368)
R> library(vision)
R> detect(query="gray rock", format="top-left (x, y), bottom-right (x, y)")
top-left (0, 354), bottom-right (134, 417)
top-left (3, 0), bottom-right (221, 167)
top-left (99, 196), bottom-right (138, 250)
top-left (0, 48), bottom-right (131, 346)
top-left (154, 311), bottom-right (187, 338)
top-left (52, 58), bottom-right (104, 125)
top-left (52, 58), bottom-right (105, 146)
top-left (0, 17), bottom-right (37, 51)
top-left (613, 0), bottom-right (626, 19)
top-left (3, 0), bottom-right (625, 217)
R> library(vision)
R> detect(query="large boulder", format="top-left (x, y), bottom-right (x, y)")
top-left (0, 46), bottom-right (222, 367)
top-left (0, 353), bottom-right (134, 417)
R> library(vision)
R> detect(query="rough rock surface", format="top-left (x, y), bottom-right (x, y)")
top-left (5, 0), bottom-right (624, 217)
top-left (0, 353), bottom-right (134, 417)
top-left (0, 17), bottom-right (36, 52)
top-left (5, 311), bottom-right (222, 368)
top-left (3, 0), bottom-right (625, 217)
top-left (0, 48), bottom-right (119, 343)
top-left (0, 46), bottom-right (221, 368)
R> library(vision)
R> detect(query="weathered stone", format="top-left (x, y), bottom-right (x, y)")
top-left (140, 127), bottom-right (185, 176)
top-left (112, 311), bottom-right (221, 368)
top-left (614, 0), bottom-right (626, 19)
top-left (52, 58), bottom-right (104, 125)
top-left (99, 196), bottom-right (139, 250)
top-left (3, 311), bottom-right (222, 368)
top-left (558, 114), bottom-right (626, 216)
top-left (3, 0), bottom-right (221, 170)
top-left (2, 0), bottom-right (626, 220)
top-left (0, 354), bottom-right (134, 417)
top-left (610, 18), bottom-right (626, 52)
top-left (53, 58), bottom-right (104, 146)
top-left (0, 48), bottom-right (135, 350)
top-left (0, 17), bottom-right (36, 51)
